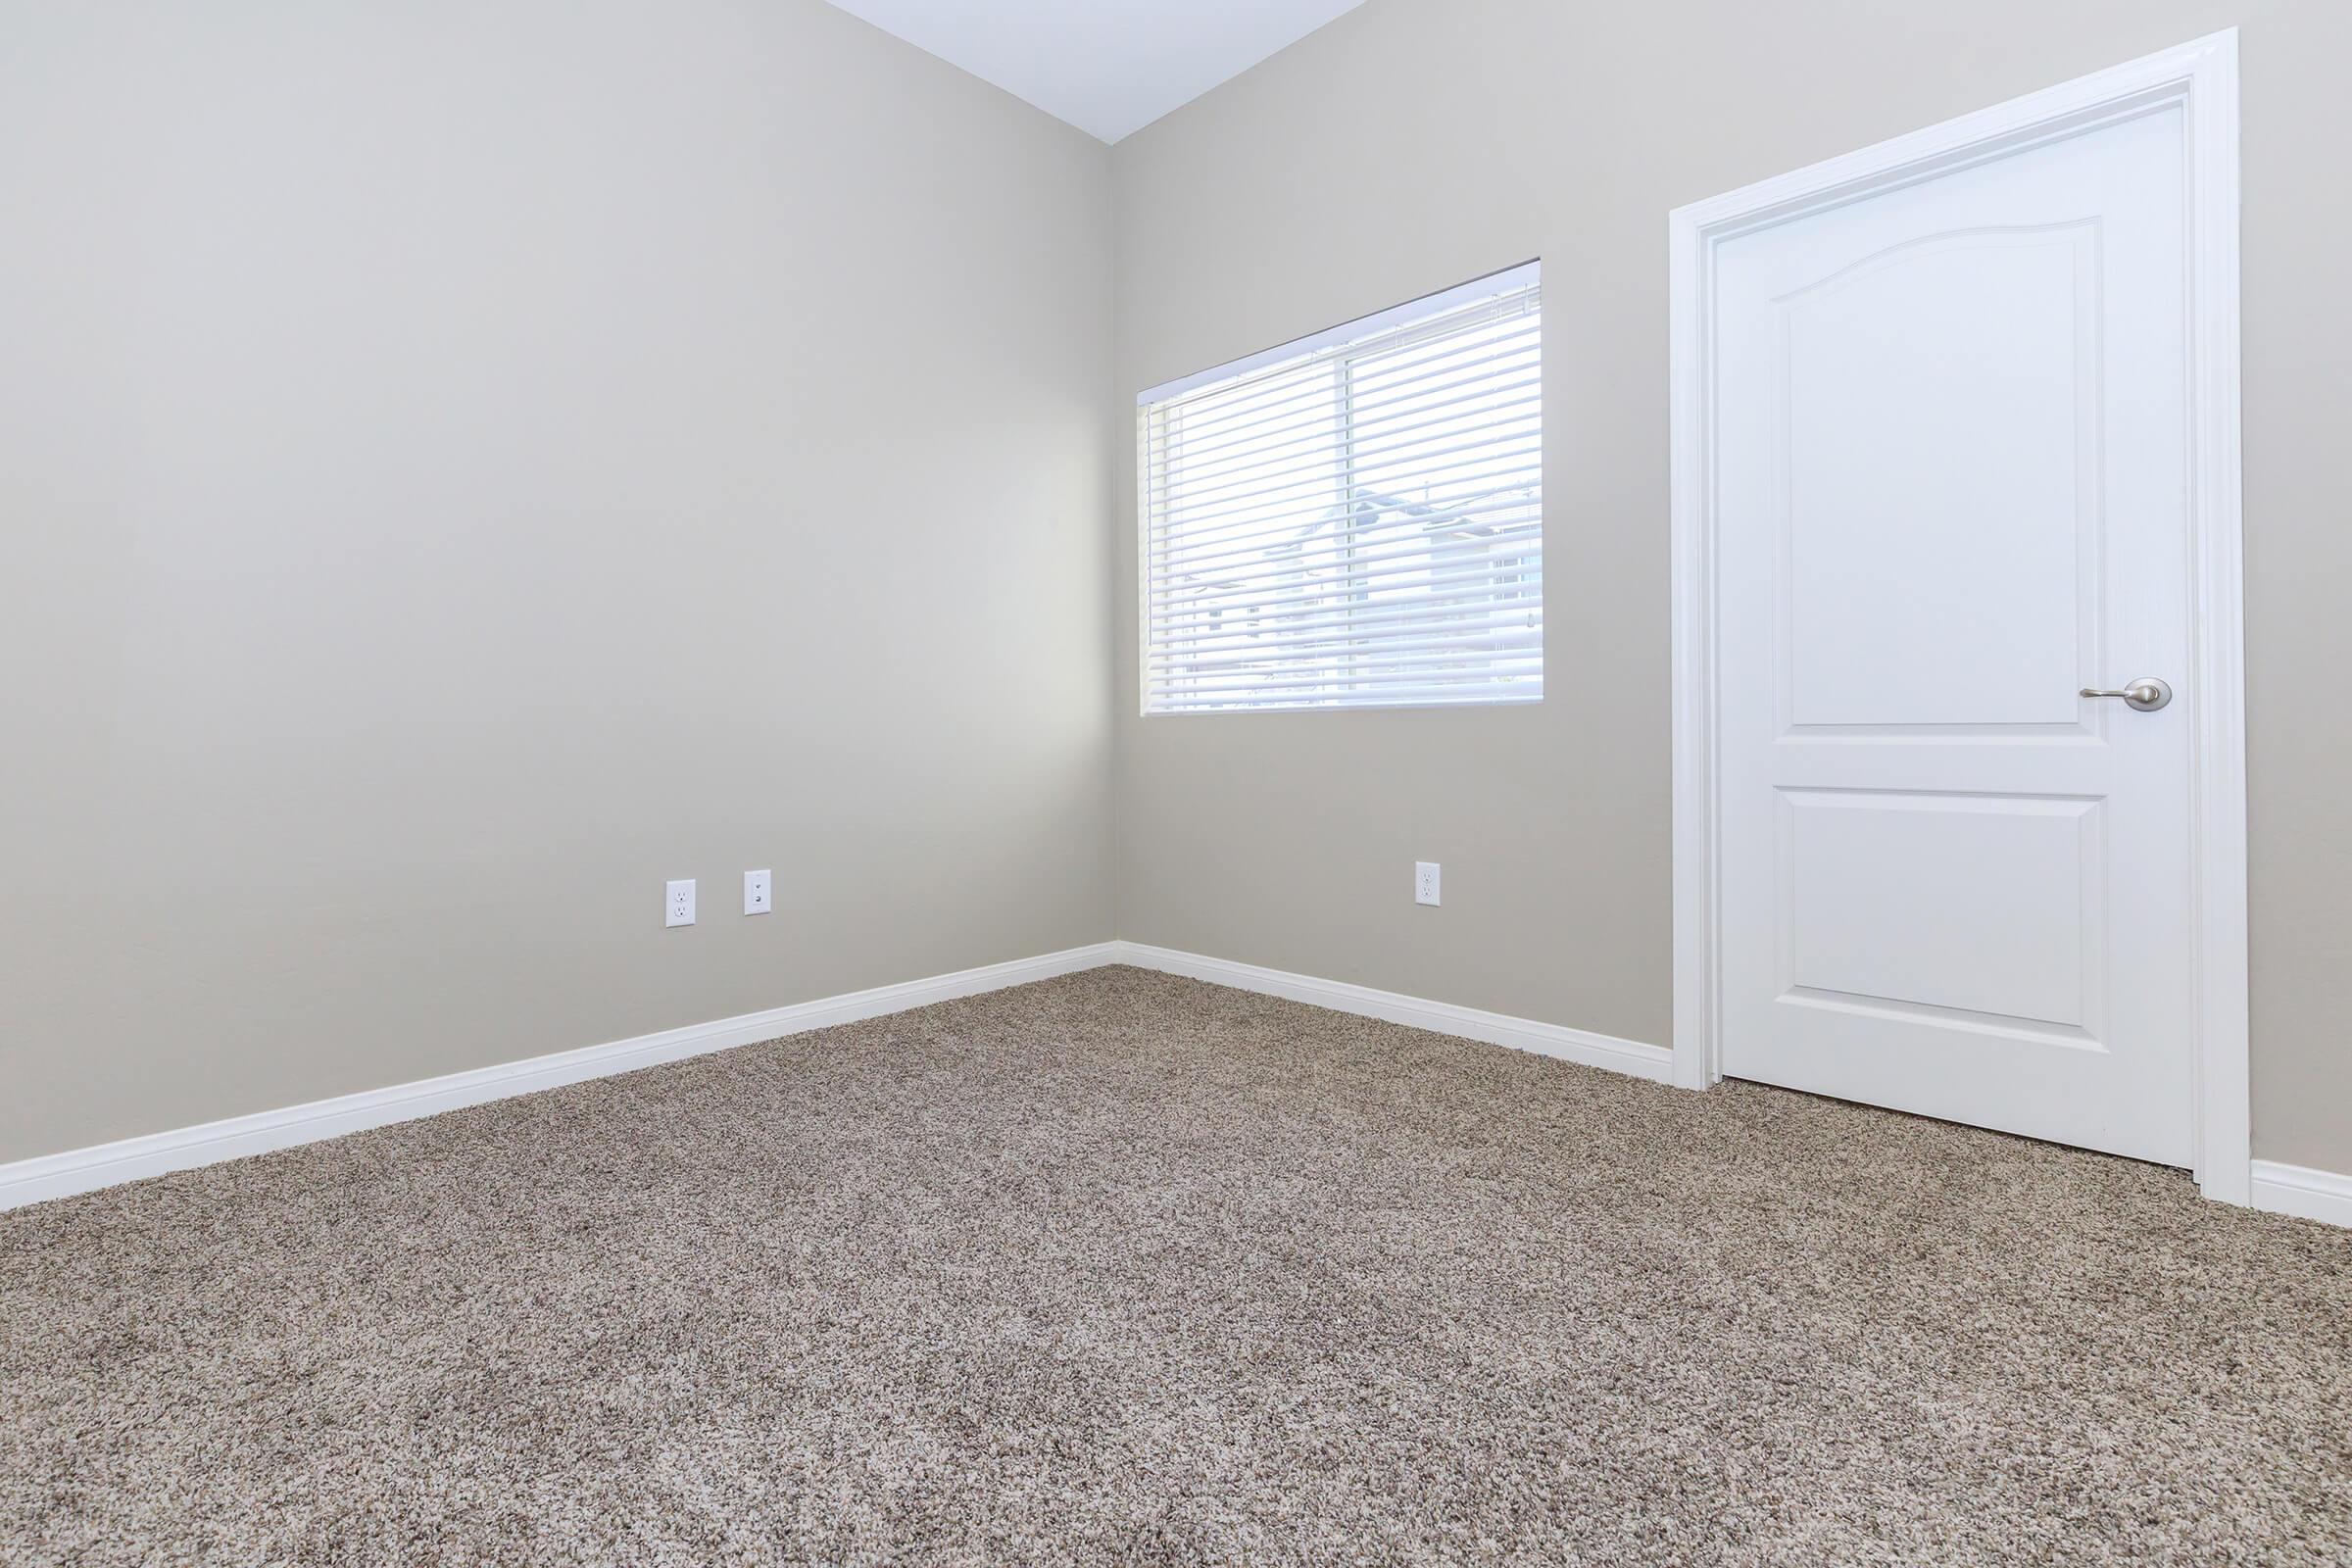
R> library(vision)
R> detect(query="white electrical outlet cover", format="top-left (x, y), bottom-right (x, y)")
top-left (1415, 861), bottom-right (1441, 906)
top-left (666, 879), bottom-right (696, 928)
top-left (745, 869), bottom-right (772, 915)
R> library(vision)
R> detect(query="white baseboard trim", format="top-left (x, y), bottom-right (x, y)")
top-left (1109, 941), bottom-right (1676, 1084)
top-left (2250, 1159), bottom-right (2352, 1230)
top-left (0, 943), bottom-right (1120, 1212)
top-left (16, 935), bottom-right (2308, 1223)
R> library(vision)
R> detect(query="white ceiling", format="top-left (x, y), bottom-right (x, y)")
top-left (822, 0), bottom-right (1368, 144)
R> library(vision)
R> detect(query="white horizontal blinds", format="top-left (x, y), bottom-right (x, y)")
top-left (1140, 265), bottom-right (1542, 713)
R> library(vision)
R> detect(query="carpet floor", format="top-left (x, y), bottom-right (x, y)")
top-left (1, 965), bottom-right (2346, 1566)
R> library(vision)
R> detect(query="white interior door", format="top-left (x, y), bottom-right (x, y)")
top-left (1710, 103), bottom-right (2197, 1165)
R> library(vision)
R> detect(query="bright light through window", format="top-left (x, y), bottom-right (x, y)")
top-left (1138, 264), bottom-right (1542, 713)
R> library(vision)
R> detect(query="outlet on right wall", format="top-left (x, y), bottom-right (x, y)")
top-left (1107, 0), bottom-right (2352, 1177)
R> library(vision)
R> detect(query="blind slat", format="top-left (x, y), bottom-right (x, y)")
top-left (1147, 440), bottom-right (1543, 535)
top-left (1151, 633), bottom-right (1543, 682)
top-left (1150, 600), bottom-right (1543, 661)
top-left (1143, 292), bottom-right (1539, 440)
top-left (1153, 420), bottom-right (1542, 516)
top-left (1145, 480), bottom-right (1541, 571)
top-left (1149, 541), bottom-right (1544, 624)
top-left (1148, 386), bottom-right (1542, 510)
top-left (1158, 688), bottom-right (1540, 714)
top-left (1151, 594), bottom-right (1540, 658)
top-left (1151, 664), bottom-right (1544, 700)
top-left (1145, 356), bottom-right (1543, 481)
top-left (1147, 480), bottom-right (1540, 573)
top-left (1146, 342), bottom-right (1542, 480)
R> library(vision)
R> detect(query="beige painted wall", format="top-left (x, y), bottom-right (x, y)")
top-left (5, 0), bottom-right (2343, 1180)
top-left (1110, 0), bottom-right (2352, 1173)
top-left (0, 1), bottom-right (1114, 1163)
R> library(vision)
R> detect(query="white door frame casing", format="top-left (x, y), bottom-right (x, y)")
top-left (1667, 32), bottom-right (2249, 1201)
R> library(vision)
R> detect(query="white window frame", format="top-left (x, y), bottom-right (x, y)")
top-left (1137, 262), bottom-right (1543, 716)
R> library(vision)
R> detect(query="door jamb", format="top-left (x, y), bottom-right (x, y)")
top-left (1665, 31), bottom-right (2248, 1202)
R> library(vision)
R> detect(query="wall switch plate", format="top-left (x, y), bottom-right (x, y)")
top-left (666, 879), bottom-right (696, 927)
top-left (744, 868), bottom-right (771, 915)
top-left (1415, 861), bottom-right (1441, 906)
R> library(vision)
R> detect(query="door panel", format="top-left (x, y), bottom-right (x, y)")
top-left (1713, 105), bottom-right (2194, 1165)
top-left (1781, 226), bottom-right (2093, 730)
top-left (1781, 789), bottom-right (2097, 1032)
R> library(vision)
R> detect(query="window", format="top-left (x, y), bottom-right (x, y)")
top-left (1138, 263), bottom-right (1541, 713)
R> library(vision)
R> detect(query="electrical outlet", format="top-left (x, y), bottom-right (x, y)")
top-left (665, 879), bottom-right (696, 928)
top-left (1415, 861), bottom-right (1441, 906)
top-left (744, 868), bottom-right (772, 915)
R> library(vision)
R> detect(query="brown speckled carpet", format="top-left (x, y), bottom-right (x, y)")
top-left (2, 965), bottom-right (2347, 1565)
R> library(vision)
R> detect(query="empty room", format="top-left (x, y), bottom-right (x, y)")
top-left (2, 0), bottom-right (2347, 1561)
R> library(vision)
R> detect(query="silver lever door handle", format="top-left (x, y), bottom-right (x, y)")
top-left (2080, 676), bottom-right (2172, 711)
